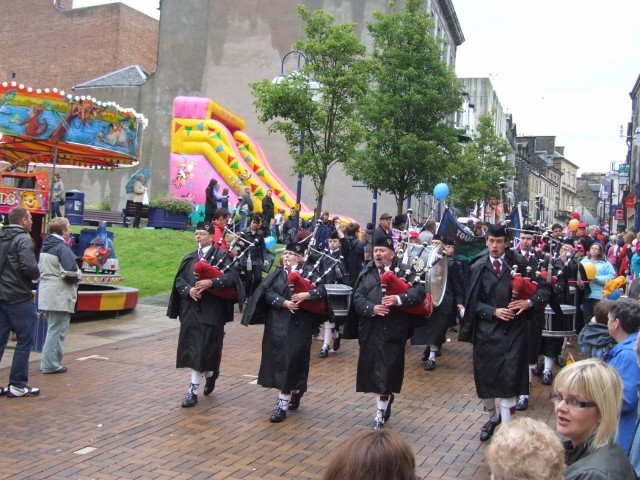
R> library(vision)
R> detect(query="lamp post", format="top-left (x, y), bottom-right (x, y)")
top-left (534, 195), bottom-right (540, 224)
top-left (272, 50), bottom-right (319, 236)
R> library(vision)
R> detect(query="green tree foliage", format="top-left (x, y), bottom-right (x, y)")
top-left (345, 0), bottom-right (464, 214)
top-left (448, 112), bottom-right (514, 210)
top-left (250, 5), bottom-right (370, 217)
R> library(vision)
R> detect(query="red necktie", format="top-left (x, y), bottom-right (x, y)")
top-left (493, 259), bottom-right (501, 276)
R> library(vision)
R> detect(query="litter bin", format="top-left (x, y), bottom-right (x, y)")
top-left (65, 190), bottom-right (85, 226)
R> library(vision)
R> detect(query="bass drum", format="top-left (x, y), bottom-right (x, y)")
top-left (400, 243), bottom-right (448, 306)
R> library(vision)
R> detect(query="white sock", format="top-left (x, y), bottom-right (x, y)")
top-left (278, 392), bottom-right (291, 411)
top-left (189, 382), bottom-right (199, 394)
top-left (544, 356), bottom-right (554, 372)
top-left (483, 399), bottom-right (500, 422)
top-left (500, 397), bottom-right (516, 424)
top-left (323, 322), bottom-right (333, 346)
top-left (376, 395), bottom-right (390, 411)
top-left (191, 369), bottom-right (202, 385)
top-left (429, 346), bottom-right (438, 360)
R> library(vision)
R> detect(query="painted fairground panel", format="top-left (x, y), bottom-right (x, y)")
top-left (0, 170), bottom-right (49, 216)
top-left (0, 82), bottom-right (146, 168)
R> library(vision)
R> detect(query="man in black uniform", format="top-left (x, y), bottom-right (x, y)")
top-left (344, 236), bottom-right (426, 430)
top-left (459, 224), bottom-right (552, 441)
top-left (167, 222), bottom-right (244, 408)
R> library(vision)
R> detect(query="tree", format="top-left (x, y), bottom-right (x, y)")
top-left (249, 5), bottom-right (370, 218)
top-left (345, 0), bottom-right (464, 215)
top-left (448, 112), bottom-right (514, 211)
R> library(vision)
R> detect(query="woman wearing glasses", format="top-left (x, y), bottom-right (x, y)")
top-left (552, 359), bottom-right (635, 479)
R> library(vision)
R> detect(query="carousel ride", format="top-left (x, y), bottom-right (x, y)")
top-left (0, 81), bottom-right (146, 315)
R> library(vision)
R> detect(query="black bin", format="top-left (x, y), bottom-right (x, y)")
top-left (65, 190), bottom-right (85, 226)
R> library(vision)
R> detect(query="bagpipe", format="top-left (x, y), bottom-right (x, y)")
top-left (192, 229), bottom-right (257, 300)
top-left (378, 241), bottom-right (449, 318)
top-left (285, 244), bottom-right (345, 315)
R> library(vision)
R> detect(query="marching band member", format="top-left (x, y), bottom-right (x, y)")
top-left (343, 236), bottom-right (426, 430)
top-left (239, 214), bottom-right (268, 298)
top-left (167, 222), bottom-right (244, 408)
top-left (241, 242), bottom-right (328, 423)
top-left (319, 230), bottom-right (350, 358)
top-left (459, 224), bottom-right (552, 441)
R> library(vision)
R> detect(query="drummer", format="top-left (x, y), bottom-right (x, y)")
top-left (412, 235), bottom-right (463, 371)
top-left (318, 229), bottom-right (350, 358)
top-left (343, 236), bottom-right (426, 430)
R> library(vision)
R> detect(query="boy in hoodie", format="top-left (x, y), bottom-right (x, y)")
top-left (0, 206), bottom-right (41, 397)
top-left (578, 299), bottom-right (616, 358)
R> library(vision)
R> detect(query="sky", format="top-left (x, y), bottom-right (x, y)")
top-left (74, 0), bottom-right (638, 174)
top-left (453, 0), bottom-right (639, 174)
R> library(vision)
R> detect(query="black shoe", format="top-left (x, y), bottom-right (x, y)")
top-left (515, 395), bottom-right (529, 411)
top-left (425, 358), bottom-right (436, 371)
top-left (203, 376), bottom-right (216, 396)
top-left (542, 369), bottom-right (553, 386)
top-left (181, 390), bottom-right (198, 408)
top-left (319, 345), bottom-right (329, 358)
top-left (435, 347), bottom-right (442, 358)
top-left (288, 391), bottom-right (303, 411)
top-left (421, 349), bottom-right (429, 362)
top-left (479, 416), bottom-right (501, 442)
top-left (534, 360), bottom-right (544, 376)
top-left (373, 418), bottom-right (384, 430)
top-left (332, 334), bottom-right (341, 352)
top-left (384, 394), bottom-right (394, 422)
top-left (555, 355), bottom-right (566, 368)
top-left (270, 407), bottom-right (287, 422)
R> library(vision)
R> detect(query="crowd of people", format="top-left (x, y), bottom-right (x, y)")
top-left (5, 189), bottom-right (640, 478)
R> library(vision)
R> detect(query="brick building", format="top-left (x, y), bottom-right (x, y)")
top-left (0, 0), bottom-right (158, 92)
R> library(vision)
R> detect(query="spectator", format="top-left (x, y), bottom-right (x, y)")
top-left (419, 219), bottom-right (436, 244)
top-left (604, 298), bottom-right (640, 453)
top-left (630, 333), bottom-right (640, 477)
top-left (372, 213), bottom-right (393, 248)
top-left (261, 189), bottom-right (275, 227)
top-left (552, 359), bottom-right (635, 479)
top-left (485, 417), bottom-right (564, 480)
top-left (272, 209), bottom-right (285, 242)
top-left (220, 187), bottom-right (229, 209)
top-left (38, 217), bottom-right (82, 374)
top-left (322, 430), bottom-right (416, 480)
top-left (578, 300), bottom-right (616, 359)
top-left (204, 179), bottom-right (223, 226)
top-left (0, 206), bottom-right (41, 397)
top-left (132, 175), bottom-right (147, 229)
top-left (580, 243), bottom-right (615, 324)
top-left (237, 186), bottom-right (254, 231)
top-left (50, 173), bottom-right (64, 218)
top-left (362, 222), bottom-right (374, 261)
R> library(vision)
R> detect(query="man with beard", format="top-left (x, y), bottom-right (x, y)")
top-left (167, 222), bottom-right (244, 408)
top-left (459, 224), bottom-right (552, 441)
top-left (344, 236), bottom-right (426, 430)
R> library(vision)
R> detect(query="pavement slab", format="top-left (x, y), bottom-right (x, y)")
top-left (0, 301), bottom-right (569, 479)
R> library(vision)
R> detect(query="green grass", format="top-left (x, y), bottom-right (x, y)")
top-left (72, 226), bottom-right (195, 298)
top-left (70, 225), bottom-right (284, 298)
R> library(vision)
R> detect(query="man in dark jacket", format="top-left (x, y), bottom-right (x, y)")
top-left (0, 206), bottom-right (41, 397)
top-left (261, 189), bottom-right (275, 227)
top-left (371, 213), bottom-right (394, 248)
top-left (459, 224), bottom-right (552, 441)
top-left (344, 236), bottom-right (426, 430)
top-left (204, 179), bottom-right (223, 226)
top-left (167, 222), bottom-right (244, 408)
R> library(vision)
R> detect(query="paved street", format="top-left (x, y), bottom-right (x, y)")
top-left (0, 297), bottom-right (563, 479)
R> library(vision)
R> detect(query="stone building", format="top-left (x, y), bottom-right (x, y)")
top-left (1, 0), bottom-right (465, 224)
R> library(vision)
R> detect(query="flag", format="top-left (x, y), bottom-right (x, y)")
top-left (436, 209), bottom-right (486, 262)
top-left (507, 205), bottom-right (522, 250)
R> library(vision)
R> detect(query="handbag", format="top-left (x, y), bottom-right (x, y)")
top-left (142, 191), bottom-right (149, 206)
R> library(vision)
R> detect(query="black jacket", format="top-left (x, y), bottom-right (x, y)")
top-left (0, 225), bottom-right (40, 304)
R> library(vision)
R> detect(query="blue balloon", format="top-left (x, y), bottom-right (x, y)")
top-left (607, 289), bottom-right (622, 300)
top-left (433, 183), bottom-right (449, 201)
top-left (264, 236), bottom-right (276, 251)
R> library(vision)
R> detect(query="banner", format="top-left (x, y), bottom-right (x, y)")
top-left (436, 209), bottom-right (486, 262)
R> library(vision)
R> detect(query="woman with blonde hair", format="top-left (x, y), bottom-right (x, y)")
top-left (322, 429), bottom-right (416, 480)
top-left (552, 358), bottom-right (635, 479)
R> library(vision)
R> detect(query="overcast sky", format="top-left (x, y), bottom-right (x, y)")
top-left (454, 0), bottom-right (639, 174)
top-left (74, 0), bottom-right (638, 174)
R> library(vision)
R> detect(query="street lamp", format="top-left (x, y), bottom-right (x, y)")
top-left (272, 50), bottom-right (321, 236)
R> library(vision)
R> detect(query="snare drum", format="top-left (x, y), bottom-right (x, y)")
top-left (400, 244), bottom-right (448, 306)
top-left (326, 284), bottom-right (353, 317)
top-left (542, 304), bottom-right (576, 338)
